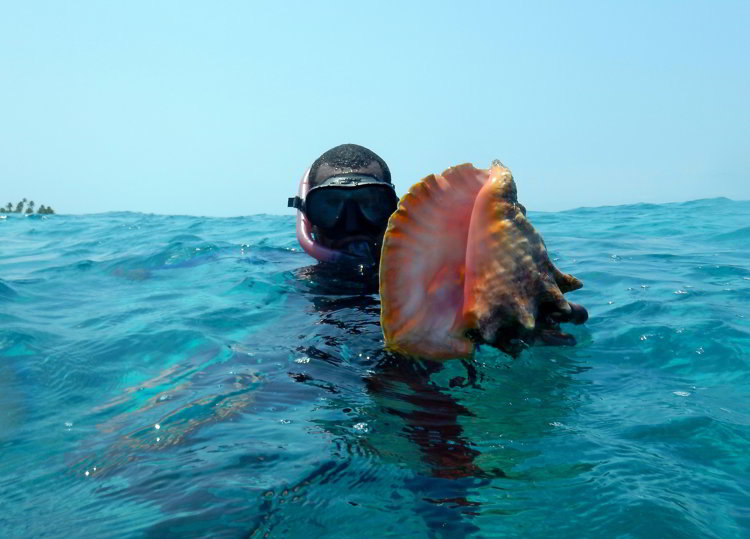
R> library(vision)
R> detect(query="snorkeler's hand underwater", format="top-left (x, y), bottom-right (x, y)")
top-left (379, 161), bottom-right (588, 360)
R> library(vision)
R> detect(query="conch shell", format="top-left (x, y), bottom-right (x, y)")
top-left (379, 162), bottom-right (587, 359)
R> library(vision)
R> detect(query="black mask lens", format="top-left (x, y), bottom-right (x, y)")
top-left (305, 189), bottom-right (346, 229)
top-left (352, 186), bottom-right (398, 226)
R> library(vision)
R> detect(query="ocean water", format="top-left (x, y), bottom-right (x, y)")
top-left (1, 198), bottom-right (749, 538)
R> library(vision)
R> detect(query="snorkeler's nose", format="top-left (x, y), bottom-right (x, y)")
top-left (343, 201), bottom-right (360, 233)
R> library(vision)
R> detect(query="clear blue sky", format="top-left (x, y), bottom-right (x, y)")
top-left (2, 1), bottom-right (748, 215)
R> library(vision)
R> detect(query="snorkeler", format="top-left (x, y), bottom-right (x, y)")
top-left (288, 144), bottom-right (399, 268)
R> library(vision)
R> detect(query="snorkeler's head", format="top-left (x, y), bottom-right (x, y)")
top-left (304, 144), bottom-right (397, 263)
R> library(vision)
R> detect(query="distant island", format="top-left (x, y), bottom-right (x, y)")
top-left (0, 199), bottom-right (55, 214)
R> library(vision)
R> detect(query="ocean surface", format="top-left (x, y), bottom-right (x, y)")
top-left (1, 198), bottom-right (749, 538)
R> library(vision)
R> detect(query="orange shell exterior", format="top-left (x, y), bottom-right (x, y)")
top-left (463, 164), bottom-right (582, 341)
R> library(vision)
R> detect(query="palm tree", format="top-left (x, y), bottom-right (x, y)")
top-left (5, 203), bottom-right (11, 212)
top-left (26, 201), bottom-right (35, 214)
top-left (14, 199), bottom-right (25, 213)
top-left (37, 204), bottom-right (46, 214)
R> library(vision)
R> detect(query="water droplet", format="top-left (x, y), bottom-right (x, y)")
top-left (608, 301), bottom-right (615, 305)
top-left (695, 347), bottom-right (704, 355)
top-left (641, 284), bottom-right (649, 289)
top-left (549, 421), bottom-right (564, 427)
top-left (85, 470), bottom-right (90, 476)
top-left (673, 391), bottom-right (691, 397)
top-left (294, 357), bottom-right (310, 364)
top-left (640, 335), bottom-right (648, 341)
top-left (154, 424), bottom-right (161, 430)
top-left (156, 437), bottom-right (160, 442)
top-left (279, 419), bottom-right (291, 424)
top-left (674, 290), bottom-right (687, 295)
top-left (64, 421), bottom-right (73, 428)
top-left (353, 422), bottom-right (369, 432)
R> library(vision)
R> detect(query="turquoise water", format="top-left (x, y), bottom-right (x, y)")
top-left (1, 199), bottom-right (749, 538)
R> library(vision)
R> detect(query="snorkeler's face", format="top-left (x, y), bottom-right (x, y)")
top-left (311, 163), bottom-right (396, 253)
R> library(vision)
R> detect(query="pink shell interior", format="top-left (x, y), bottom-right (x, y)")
top-left (379, 163), bottom-right (490, 359)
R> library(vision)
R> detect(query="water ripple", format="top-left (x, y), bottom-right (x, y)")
top-left (1, 202), bottom-right (749, 537)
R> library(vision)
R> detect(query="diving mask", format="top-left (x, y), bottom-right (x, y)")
top-left (288, 174), bottom-right (399, 232)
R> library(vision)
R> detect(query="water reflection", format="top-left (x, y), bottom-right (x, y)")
top-left (365, 356), bottom-right (483, 479)
top-left (75, 261), bottom-right (583, 536)
top-left (293, 264), bottom-right (488, 533)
